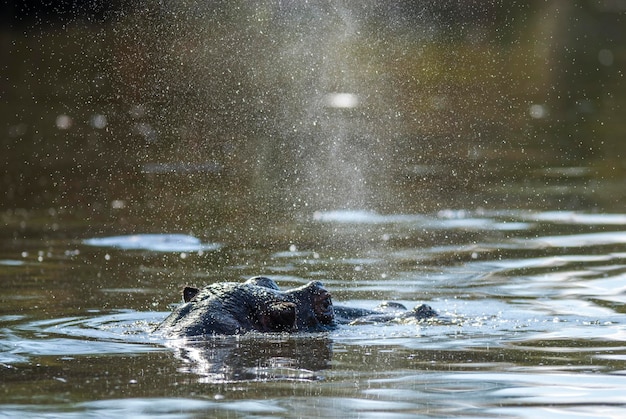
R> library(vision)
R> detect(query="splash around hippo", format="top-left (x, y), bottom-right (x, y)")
top-left (154, 276), bottom-right (437, 337)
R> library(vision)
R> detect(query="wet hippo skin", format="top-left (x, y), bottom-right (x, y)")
top-left (154, 276), bottom-right (436, 337)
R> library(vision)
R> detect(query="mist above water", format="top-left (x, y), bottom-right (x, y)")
top-left (253, 1), bottom-right (380, 211)
top-left (111, 1), bottom-right (538, 216)
top-left (4, 1), bottom-right (624, 228)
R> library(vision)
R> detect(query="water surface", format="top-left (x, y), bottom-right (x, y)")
top-left (3, 1), bottom-right (626, 417)
top-left (3, 208), bottom-right (626, 417)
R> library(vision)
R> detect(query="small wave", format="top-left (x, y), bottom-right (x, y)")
top-left (78, 397), bottom-right (282, 416)
top-left (313, 209), bottom-right (424, 224)
top-left (83, 234), bottom-right (222, 252)
top-left (312, 209), bottom-right (531, 231)
top-left (522, 211), bottom-right (626, 225)
top-left (1, 311), bottom-right (167, 367)
top-left (525, 231), bottom-right (626, 248)
top-left (0, 259), bottom-right (25, 266)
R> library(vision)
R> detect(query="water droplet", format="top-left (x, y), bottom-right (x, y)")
top-left (324, 92), bottom-right (359, 109)
top-left (90, 114), bottom-right (107, 129)
top-left (598, 49), bottom-right (614, 66)
top-left (529, 104), bottom-right (547, 119)
top-left (55, 114), bottom-right (73, 130)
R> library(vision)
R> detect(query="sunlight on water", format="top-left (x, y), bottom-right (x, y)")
top-left (525, 231), bottom-right (626, 248)
top-left (83, 234), bottom-right (222, 252)
top-left (313, 209), bottom-right (533, 231)
top-left (522, 211), bottom-right (626, 225)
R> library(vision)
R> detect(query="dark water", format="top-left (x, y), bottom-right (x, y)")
top-left (3, 1), bottom-right (626, 417)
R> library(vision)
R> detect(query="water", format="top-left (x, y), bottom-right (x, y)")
top-left (3, 209), bottom-right (626, 417)
top-left (3, 1), bottom-right (626, 418)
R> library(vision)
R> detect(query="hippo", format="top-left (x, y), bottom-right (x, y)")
top-left (154, 276), bottom-right (437, 337)
top-left (333, 300), bottom-right (438, 325)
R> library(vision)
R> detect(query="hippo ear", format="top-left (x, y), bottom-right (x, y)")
top-left (412, 304), bottom-right (437, 319)
top-left (183, 286), bottom-right (200, 302)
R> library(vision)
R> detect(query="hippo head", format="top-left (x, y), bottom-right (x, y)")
top-left (286, 281), bottom-right (335, 331)
top-left (312, 283), bottom-right (334, 325)
top-left (165, 279), bottom-right (336, 336)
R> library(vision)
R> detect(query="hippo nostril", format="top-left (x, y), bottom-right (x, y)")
top-left (323, 297), bottom-right (331, 309)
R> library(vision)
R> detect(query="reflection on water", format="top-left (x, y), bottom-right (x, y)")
top-left (168, 335), bottom-right (331, 383)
